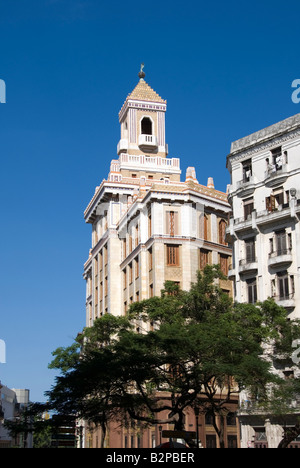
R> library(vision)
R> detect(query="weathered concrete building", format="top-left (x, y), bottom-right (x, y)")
top-left (226, 113), bottom-right (300, 448)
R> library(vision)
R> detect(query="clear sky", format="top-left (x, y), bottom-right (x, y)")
top-left (0, 0), bottom-right (300, 403)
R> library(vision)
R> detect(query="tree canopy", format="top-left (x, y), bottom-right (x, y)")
top-left (44, 265), bottom-right (300, 448)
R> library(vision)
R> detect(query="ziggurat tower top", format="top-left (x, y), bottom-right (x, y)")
top-left (117, 64), bottom-right (168, 159)
top-left (125, 76), bottom-right (166, 104)
top-left (84, 66), bottom-right (229, 224)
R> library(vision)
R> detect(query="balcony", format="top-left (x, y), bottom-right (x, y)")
top-left (118, 153), bottom-right (181, 175)
top-left (265, 164), bottom-right (288, 188)
top-left (268, 248), bottom-right (293, 269)
top-left (235, 175), bottom-right (256, 198)
top-left (232, 211), bottom-right (258, 234)
top-left (238, 257), bottom-right (258, 275)
top-left (227, 264), bottom-right (236, 280)
top-left (273, 293), bottom-right (295, 310)
top-left (138, 134), bottom-right (158, 151)
top-left (117, 138), bottom-right (128, 155)
top-left (256, 204), bottom-right (293, 227)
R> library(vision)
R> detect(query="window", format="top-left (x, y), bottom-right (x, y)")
top-left (247, 278), bottom-right (257, 304)
top-left (242, 159), bottom-right (252, 182)
top-left (266, 189), bottom-right (287, 212)
top-left (278, 271), bottom-right (289, 300)
top-left (243, 198), bottom-right (254, 221)
top-left (123, 238), bottom-right (127, 260)
top-left (206, 435), bottom-right (217, 449)
top-left (272, 146), bottom-right (283, 170)
top-left (219, 254), bottom-right (229, 275)
top-left (245, 238), bottom-right (256, 263)
top-left (274, 190), bottom-right (284, 207)
top-left (148, 209), bottom-right (152, 238)
top-left (135, 256), bottom-right (139, 279)
top-left (228, 436), bottom-right (238, 449)
top-left (266, 194), bottom-right (275, 212)
top-left (205, 412), bottom-right (214, 425)
top-left (204, 214), bottom-right (208, 240)
top-left (166, 245), bottom-right (180, 266)
top-left (199, 213), bottom-right (209, 240)
top-left (166, 210), bottom-right (178, 237)
top-left (129, 263), bottom-right (133, 284)
top-left (219, 219), bottom-right (227, 245)
top-left (135, 224), bottom-right (139, 248)
top-left (123, 269), bottom-right (127, 289)
top-left (200, 248), bottom-right (209, 270)
top-left (226, 413), bottom-right (237, 426)
top-left (275, 230), bottom-right (287, 255)
top-left (148, 247), bottom-right (153, 271)
top-left (104, 244), bottom-right (108, 266)
top-left (141, 117), bottom-right (152, 135)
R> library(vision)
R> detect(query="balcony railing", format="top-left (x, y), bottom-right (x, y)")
top-left (272, 292), bottom-right (295, 310)
top-left (118, 153), bottom-right (181, 172)
top-left (138, 134), bottom-right (158, 149)
top-left (238, 257), bottom-right (258, 274)
top-left (264, 163), bottom-right (288, 187)
top-left (239, 257), bottom-right (257, 266)
top-left (268, 248), bottom-right (292, 259)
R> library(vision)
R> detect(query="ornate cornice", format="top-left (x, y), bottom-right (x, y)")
top-left (227, 124), bottom-right (300, 169)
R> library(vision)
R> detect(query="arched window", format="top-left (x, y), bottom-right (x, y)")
top-left (141, 117), bottom-right (152, 135)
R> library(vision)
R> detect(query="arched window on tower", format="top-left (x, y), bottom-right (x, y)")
top-left (141, 117), bottom-right (152, 135)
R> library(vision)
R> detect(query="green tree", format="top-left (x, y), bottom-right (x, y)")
top-left (45, 265), bottom-right (299, 448)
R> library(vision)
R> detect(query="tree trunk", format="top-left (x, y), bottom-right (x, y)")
top-left (278, 425), bottom-right (300, 449)
top-left (212, 413), bottom-right (226, 449)
top-left (100, 422), bottom-right (107, 448)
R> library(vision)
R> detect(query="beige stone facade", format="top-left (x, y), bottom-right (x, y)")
top-left (82, 72), bottom-right (234, 447)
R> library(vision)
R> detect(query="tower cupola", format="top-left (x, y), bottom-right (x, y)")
top-left (117, 64), bottom-right (168, 156)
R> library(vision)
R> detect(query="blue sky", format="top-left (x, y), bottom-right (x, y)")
top-left (0, 0), bottom-right (300, 402)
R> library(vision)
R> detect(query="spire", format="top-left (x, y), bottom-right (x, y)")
top-left (138, 63), bottom-right (146, 81)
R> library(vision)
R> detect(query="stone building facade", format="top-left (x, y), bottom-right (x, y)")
top-left (82, 71), bottom-right (237, 448)
top-left (83, 72), bottom-right (233, 327)
top-left (226, 113), bottom-right (300, 448)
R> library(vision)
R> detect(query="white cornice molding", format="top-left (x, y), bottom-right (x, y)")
top-left (230, 114), bottom-right (300, 153)
top-left (119, 99), bottom-right (167, 122)
top-left (227, 127), bottom-right (300, 169)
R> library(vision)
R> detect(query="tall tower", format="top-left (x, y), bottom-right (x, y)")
top-left (83, 67), bottom-right (232, 326)
top-left (117, 64), bottom-right (168, 157)
top-left (83, 69), bottom-right (236, 448)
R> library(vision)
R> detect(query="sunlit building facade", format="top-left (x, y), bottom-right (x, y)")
top-left (226, 113), bottom-right (300, 448)
top-left (82, 70), bottom-right (237, 448)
